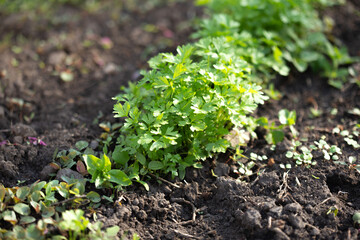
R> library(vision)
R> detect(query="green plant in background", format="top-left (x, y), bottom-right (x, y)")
top-left (310, 136), bottom-right (342, 160)
top-left (111, 42), bottom-right (268, 180)
top-left (353, 212), bottom-right (360, 227)
top-left (285, 140), bottom-right (317, 167)
top-left (232, 148), bottom-right (268, 179)
top-left (57, 209), bottom-right (119, 240)
top-left (0, 180), bottom-right (114, 239)
top-left (83, 154), bottom-right (134, 189)
top-left (257, 109), bottom-right (297, 144)
top-left (195, 0), bottom-right (356, 87)
top-left (285, 136), bottom-right (343, 167)
top-left (0, 210), bottom-right (120, 240)
top-left (333, 125), bottom-right (360, 149)
top-left (327, 206), bottom-right (339, 217)
top-left (56, 140), bottom-right (95, 169)
top-left (0, 0), bottom-right (92, 13)
top-left (309, 107), bottom-right (323, 118)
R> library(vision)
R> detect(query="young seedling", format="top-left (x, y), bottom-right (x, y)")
top-left (231, 148), bottom-right (267, 179)
top-left (333, 126), bottom-right (360, 149)
top-left (327, 206), bottom-right (339, 217)
top-left (353, 212), bottom-right (360, 227)
top-left (257, 109), bottom-right (297, 145)
top-left (286, 140), bottom-right (316, 167)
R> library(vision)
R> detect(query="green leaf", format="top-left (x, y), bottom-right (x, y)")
top-left (136, 153), bottom-right (146, 165)
top-left (0, 185), bottom-right (6, 202)
top-left (173, 63), bottom-right (186, 79)
top-left (60, 71), bottom-right (74, 82)
top-left (84, 154), bottom-right (111, 175)
top-left (16, 186), bottom-right (30, 201)
top-left (205, 139), bottom-right (230, 153)
top-left (75, 141), bottom-right (89, 151)
top-left (136, 180), bottom-right (149, 191)
top-left (300, 51), bottom-right (319, 62)
top-left (256, 117), bottom-right (269, 127)
top-left (286, 151), bottom-right (294, 158)
top-left (292, 58), bottom-right (307, 72)
top-left (30, 181), bottom-right (46, 192)
top-left (113, 102), bottom-right (130, 118)
top-left (8, 225), bottom-right (25, 239)
top-left (57, 186), bottom-right (69, 198)
top-left (86, 191), bottom-right (101, 203)
top-left (14, 203), bottom-right (31, 216)
top-left (150, 141), bottom-right (166, 151)
top-left (106, 226), bottom-right (120, 237)
top-left (41, 205), bottom-right (55, 218)
top-left (26, 223), bottom-right (45, 239)
top-left (3, 210), bottom-right (17, 225)
top-left (20, 216), bottom-right (36, 224)
top-left (112, 146), bottom-right (130, 165)
top-left (148, 161), bottom-right (164, 170)
top-left (266, 130), bottom-right (285, 144)
top-left (108, 170), bottom-right (132, 186)
top-left (272, 46), bottom-right (283, 63)
top-left (138, 134), bottom-right (155, 145)
top-left (278, 109), bottom-right (296, 125)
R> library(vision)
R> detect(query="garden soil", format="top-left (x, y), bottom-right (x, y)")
top-left (1, 0), bottom-right (360, 239)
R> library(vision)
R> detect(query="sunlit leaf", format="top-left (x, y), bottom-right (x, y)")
top-left (109, 170), bottom-right (132, 186)
top-left (3, 210), bottom-right (17, 225)
top-left (20, 216), bottom-right (36, 224)
top-left (14, 203), bottom-right (31, 216)
top-left (60, 71), bottom-right (74, 82)
top-left (148, 161), bottom-right (164, 170)
top-left (75, 141), bottom-right (89, 151)
top-left (112, 146), bottom-right (130, 165)
top-left (86, 191), bottom-right (101, 203)
top-left (16, 186), bottom-right (30, 201)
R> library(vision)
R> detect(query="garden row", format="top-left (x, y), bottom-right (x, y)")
top-left (99, 0), bottom-right (356, 187)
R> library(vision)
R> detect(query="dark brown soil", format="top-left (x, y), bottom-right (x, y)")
top-left (1, 0), bottom-right (360, 239)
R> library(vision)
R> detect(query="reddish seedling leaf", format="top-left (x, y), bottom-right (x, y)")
top-left (76, 160), bottom-right (89, 176)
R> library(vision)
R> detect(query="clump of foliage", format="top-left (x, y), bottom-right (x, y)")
top-left (284, 136), bottom-right (342, 168)
top-left (57, 209), bottom-right (119, 240)
top-left (353, 212), bottom-right (360, 227)
top-left (111, 42), bottom-right (268, 180)
top-left (0, 180), bottom-right (119, 239)
top-left (97, 0), bottom-right (356, 187)
top-left (194, 0), bottom-right (354, 87)
top-left (257, 109), bottom-right (297, 145)
top-left (0, 0), bottom-right (93, 13)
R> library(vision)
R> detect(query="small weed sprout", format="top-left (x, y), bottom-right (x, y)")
top-left (311, 136), bottom-right (342, 161)
top-left (232, 148), bottom-right (267, 179)
top-left (327, 206), bottom-right (339, 217)
top-left (347, 156), bottom-right (360, 174)
top-left (309, 107), bottom-right (323, 118)
top-left (353, 212), bottom-right (360, 227)
top-left (257, 109), bottom-right (297, 145)
top-left (285, 136), bottom-right (343, 167)
top-left (333, 126), bottom-right (360, 149)
top-left (286, 140), bottom-right (316, 167)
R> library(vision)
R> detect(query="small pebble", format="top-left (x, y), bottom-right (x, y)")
top-left (288, 214), bottom-right (305, 229)
top-left (269, 206), bottom-right (283, 218)
top-left (13, 136), bottom-right (23, 144)
top-left (284, 203), bottom-right (302, 213)
top-left (243, 208), bottom-right (262, 229)
top-left (55, 168), bottom-right (84, 181)
top-left (90, 140), bottom-right (99, 150)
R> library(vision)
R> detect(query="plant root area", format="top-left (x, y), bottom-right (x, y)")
top-left (0, 0), bottom-right (360, 239)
